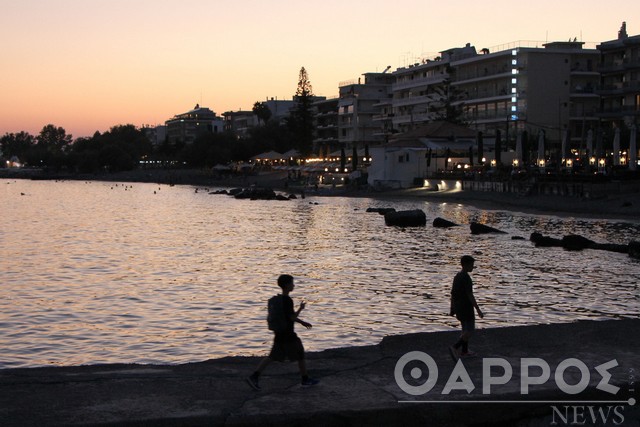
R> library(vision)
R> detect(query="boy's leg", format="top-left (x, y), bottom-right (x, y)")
top-left (247, 357), bottom-right (271, 390)
top-left (255, 356), bottom-right (272, 375)
top-left (298, 359), bottom-right (308, 377)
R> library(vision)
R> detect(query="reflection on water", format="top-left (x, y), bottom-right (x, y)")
top-left (1, 180), bottom-right (639, 368)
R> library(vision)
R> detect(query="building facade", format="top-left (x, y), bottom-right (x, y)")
top-left (597, 22), bottom-right (640, 128)
top-left (382, 41), bottom-right (601, 163)
top-left (222, 110), bottom-right (259, 138)
top-left (165, 104), bottom-right (224, 144)
top-left (312, 97), bottom-right (339, 157)
top-left (337, 72), bottom-right (395, 151)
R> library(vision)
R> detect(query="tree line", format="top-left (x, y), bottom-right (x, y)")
top-left (1, 68), bottom-right (316, 174)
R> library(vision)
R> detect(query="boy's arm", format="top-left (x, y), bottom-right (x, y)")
top-left (467, 291), bottom-right (484, 318)
top-left (295, 318), bottom-right (312, 329)
top-left (291, 301), bottom-right (312, 328)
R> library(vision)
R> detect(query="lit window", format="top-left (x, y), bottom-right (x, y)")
top-left (511, 97), bottom-right (517, 103)
top-left (512, 50), bottom-right (517, 56)
top-left (512, 69), bottom-right (518, 75)
top-left (511, 78), bottom-right (517, 84)
top-left (511, 106), bottom-right (517, 112)
top-left (512, 88), bottom-right (517, 93)
top-left (512, 59), bottom-right (517, 65)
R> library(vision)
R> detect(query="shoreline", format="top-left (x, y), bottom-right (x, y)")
top-left (2, 319), bottom-right (638, 426)
top-left (4, 167), bottom-right (640, 220)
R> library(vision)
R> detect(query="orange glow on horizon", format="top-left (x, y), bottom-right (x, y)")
top-left (1, 1), bottom-right (638, 138)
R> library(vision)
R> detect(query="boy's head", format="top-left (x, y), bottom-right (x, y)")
top-left (460, 255), bottom-right (475, 272)
top-left (277, 274), bottom-right (295, 292)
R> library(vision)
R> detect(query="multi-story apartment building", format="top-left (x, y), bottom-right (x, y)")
top-left (262, 98), bottom-right (296, 123)
top-left (165, 104), bottom-right (224, 144)
top-left (388, 44), bottom-right (475, 134)
top-left (222, 110), bottom-right (259, 138)
top-left (223, 99), bottom-right (297, 138)
top-left (457, 41), bottom-right (600, 154)
top-left (338, 72), bottom-right (395, 151)
top-left (596, 22), bottom-right (640, 128)
top-left (312, 97), bottom-right (339, 157)
top-left (384, 42), bottom-right (600, 161)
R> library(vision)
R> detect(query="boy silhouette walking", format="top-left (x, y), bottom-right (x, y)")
top-left (449, 255), bottom-right (484, 360)
top-left (247, 274), bottom-right (319, 390)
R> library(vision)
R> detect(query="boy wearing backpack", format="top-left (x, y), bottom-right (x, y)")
top-left (246, 274), bottom-right (319, 390)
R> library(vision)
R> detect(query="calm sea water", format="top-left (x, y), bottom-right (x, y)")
top-left (1, 179), bottom-right (639, 369)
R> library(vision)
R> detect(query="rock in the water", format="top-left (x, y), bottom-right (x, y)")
top-left (591, 243), bottom-right (629, 254)
top-left (384, 209), bottom-right (427, 227)
top-left (470, 222), bottom-right (506, 235)
top-left (433, 217), bottom-right (459, 228)
top-left (628, 241), bottom-right (640, 259)
top-left (561, 234), bottom-right (595, 251)
top-left (367, 207), bottom-right (396, 215)
top-left (234, 187), bottom-right (276, 200)
top-left (530, 232), bottom-right (563, 247)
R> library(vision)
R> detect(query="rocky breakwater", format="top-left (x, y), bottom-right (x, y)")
top-left (367, 205), bottom-right (638, 262)
top-left (530, 232), bottom-right (637, 258)
top-left (211, 187), bottom-right (299, 201)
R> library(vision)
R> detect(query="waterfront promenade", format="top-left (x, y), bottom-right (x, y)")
top-left (2, 319), bottom-right (638, 426)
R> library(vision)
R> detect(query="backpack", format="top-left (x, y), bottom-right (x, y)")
top-left (267, 294), bottom-right (288, 332)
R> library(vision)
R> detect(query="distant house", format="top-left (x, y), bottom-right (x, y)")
top-left (165, 104), bottom-right (224, 144)
top-left (367, 121), bottom-right (504, 188)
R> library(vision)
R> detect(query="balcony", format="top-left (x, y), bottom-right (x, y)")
top-left (392, 112), bottom-right (433, 125)
top-left (596, 106), bottom-right (640, 118)
top-left (624, 58), bottom-right (640, 70)
top-left (393, 95), bottom-right (439, 107)
top-left (392, 74), bottom-right (447, 91)
top-left (453, 71), bottom-right (512, 85)
top-left (596, 81), bottom-right (640, 96)
top-left (598, 62), bottom-right (625, 73)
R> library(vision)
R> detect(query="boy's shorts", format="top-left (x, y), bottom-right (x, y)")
top-left (269, 335), bottom-right (305, 362)
top-left (461, 318), bottom-right (475, 333)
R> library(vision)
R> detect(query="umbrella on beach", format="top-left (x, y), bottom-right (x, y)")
top-left (352, 145), bottom-right (358, 170)
top-left (340, 148), bottom-right (346, 171)
top-left (515, 131), bottom-right (523, 164)
top-left (561, 130), bottom-right (569, 161)
top-left (630, 126), bottom-right (637, 171)
top-left (494, 129), bottom-right (502, 164)
top-left (613, 128), bottom-right (621, 166)
top-left (477, 131), bottom-right (484, 164)
top-left (537, 131), bottom-right (545, 163)
top-left (522, 130), bottom-right (529, 164)
top-left (596, 129), bottom-right (603, 158)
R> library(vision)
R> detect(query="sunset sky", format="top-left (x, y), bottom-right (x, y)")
top-left (1, 0), bottom-right (638, 138)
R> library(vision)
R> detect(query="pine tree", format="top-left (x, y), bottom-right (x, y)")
top-left (288, 67), bottom-right (315, 155)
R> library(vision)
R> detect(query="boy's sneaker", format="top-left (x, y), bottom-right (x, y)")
top-left (448, 346), bottom-right (459, 362)
top-left (301, 377), bottom-right (320, 387)
top-left (460, 351), bottom-right (477, 358)
top-left (246, 374), bottom-right (261, 391)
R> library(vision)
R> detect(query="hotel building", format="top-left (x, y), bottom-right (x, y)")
top-left (165, 104), bottom-right (224, 144)
top-left (596, 22), bottom-right (640, 127)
